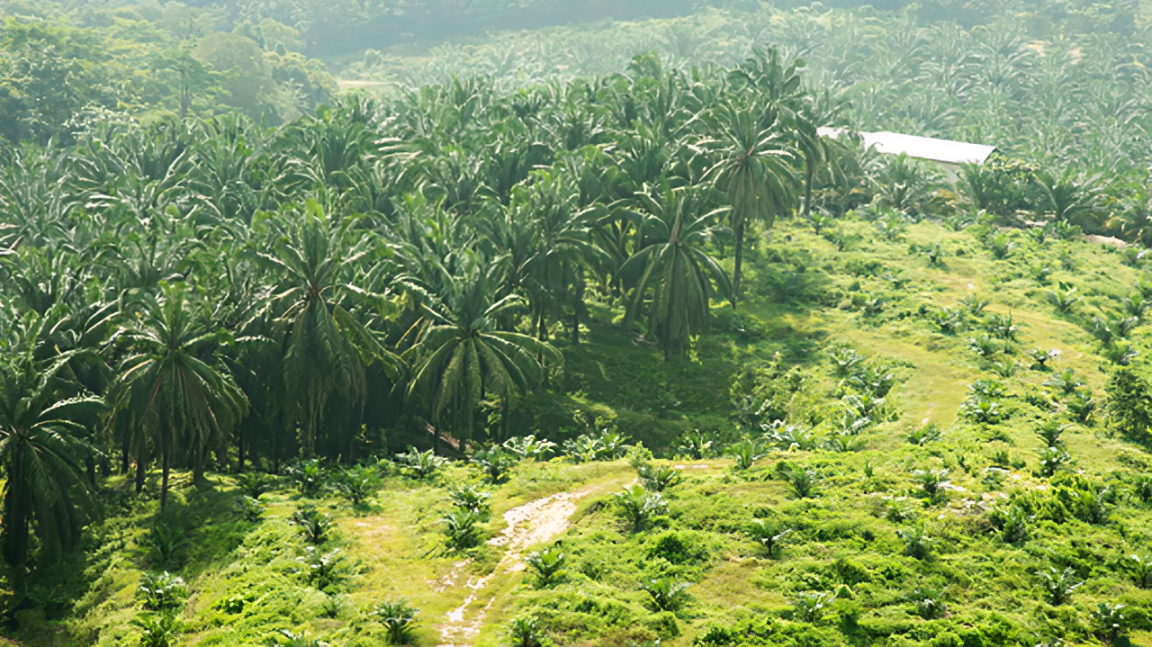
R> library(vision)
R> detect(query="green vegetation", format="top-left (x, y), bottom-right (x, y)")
top-left (4, 0), bottom-right (1152, 646)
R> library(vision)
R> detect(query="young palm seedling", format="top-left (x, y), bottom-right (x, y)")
top-left (747, 518), bottom-right (793, 558)
top-left (373, 599), bottom-right (420, 645)
top-left (525, 547), bottom-right (566, 587)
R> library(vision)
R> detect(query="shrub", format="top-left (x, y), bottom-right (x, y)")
top-left (674, 430), bottom-right (716, 460)
top-left (830, 347), bottom-right (865, 377)
top-left (747, 519), bottom-right (793, 558)
top-left (298, 546), bottom-right (345, 589)
top-left (1039, 446), bottom-right (1072, 477)
top-left (335, 465), bottom-right (381, 505)
top-left (763, 424), bottom-right (819, 452)
top-left (287, 459), bottom-right (328, 497)
top-left (146, 521), bottom-right (189, 569)
top-left (614, 485), bottom-right (668, 532)
top-left (237, 472), bottom-right (271, 498)
top-left (1036, 420), bottom-right (1070, 447)
top-left (137, 572), bottom-right (188, 612)
top-left (525, 547), bottom-right (566, 587)
top-left (640, 577), bottom-right (691, 612)
top-left (791, 591), bottom-right (834, 622)
top-left (1044, 369), bottom-right (1083, 395)
top-left (563, 430), bottom-right (630, 463)
top-left (1125, 554), bottom-right (1152, 589)
top-left (914, 469), bottom-right (951, 504)
top-left (907, 423), bottom-right (943, 446)
top-left (503, 435), bottom-right (557, 460)
top-left (637, 464), bottom-right (682, 492)
top-left (132, 612), bottom-right (182, 647)
top-left (1037, 567), bottom-right (1083, 605)
top-left (396, 447), bottom-right (448, 479)
top-left (290, 507), bottom-right (334, 545)
top-left (373, 599), bottom-right (420, 645)
top-left (235, 495), bottom-right (265, 522)
top-left (1029, 348), bottom-right (1062, 370)
top-left (911, 588), bottom-right (947, 619)
top-left (508, 616), bottom-right (548, 647)
top-left (780, 465), bottom-right (818, 499)
top-left (472, 447), bottom-right (518, 483)
top-left (442, 509), bottom-right (483, 549)
top-left (1091, 602), bottom-right (1126, 643)
top-left (1047, 283), bottom-right (1080, 313)
top-left (898, 527), bottom-right (933, 560)
top-left (728, 439), bottom-right (766, 471)
top-left (449, 484), bottom-right (492, 517)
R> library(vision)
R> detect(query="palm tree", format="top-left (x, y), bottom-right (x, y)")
top-left (259, 201), bottom-right (401, 459)
top-left (620, 186), bottom-right (731, 359)
top-left (400, 255), bottom-right (561, 446)
top-left (700, 101), bottom-right (798, 305)
top-left (107, 284), bottom-right (246, 509)
top-left (0, 315), bottom-right (100, 584)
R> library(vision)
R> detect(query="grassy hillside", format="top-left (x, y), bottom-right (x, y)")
top-left (10, 210), bottom-right (1152, 647)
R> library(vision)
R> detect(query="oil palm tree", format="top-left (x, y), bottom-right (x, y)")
top-left (621, 185), bottom-right (731, 359)
top-left (0, 315), bottom-right (100, 584)
top-left (107, 284), bottom-right (246, 509)
top-left (699, 101), bottom-right (798, 305)
top-left (400, 255), bottom-right (561, 446)
top-left (258, 201), bottom-right (401, 459)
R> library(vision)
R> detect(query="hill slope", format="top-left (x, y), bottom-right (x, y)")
top-left (10, 213), bottom-right (1152, 647)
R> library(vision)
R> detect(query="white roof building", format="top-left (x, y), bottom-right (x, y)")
top-left (817, 127), bottom-right (997, 165)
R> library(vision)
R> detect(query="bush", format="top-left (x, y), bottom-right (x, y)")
top-left (290, 507), bottom-right (334, 545)
top-left (443, 509), bottom-right (484, 549)
top-left (297, 546), bottom-right (345, 589)
top-left (146, 520), bottom-right (189, 568)
top-left (396, 447), bottom-right (449, 479)
top-left (791, 591), bottom-right (834, 622)
top-left (508, 616), bottom-right (548, 647)
top-left (237, 472), bottom-right (271, 498)
top-left (137, 572), bottom-right (188, 612)
top-left (335, 465), bottom-right (381, 505)
top-left (1125, 555), bottom-right (1152, 589)
top-left (640, 577), bottom-right (691, 612)
top-left (1091, 602), bottom-right (1126, 643)
top-left (526, 547), bottom-right (566, 587)
top-left (287, 459), bottom-right (329, 497)
top-left (614, 485), bottom-right (668, 532)
top-left (132, 612), bottom-right (182, 647)
top-left (1037, 567), bottom-right (1083, 605)
top-left (373, 599), bottom-right (420, 645)
top-left (472, 447), bottom-right (518, 483)
top-left (503, 434), bottom-right (558, 460)
top-left (449, 484), bottom-right (492, 517)
top-left (747, 519), bottom-right (793, 558)
top-left (898, 527), bottom-right (933, 560)
top-left (637, 464), bottom-right (682, 492)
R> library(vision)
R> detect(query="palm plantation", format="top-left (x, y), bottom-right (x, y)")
top-left (3, 0), bottom-right (1152, 643)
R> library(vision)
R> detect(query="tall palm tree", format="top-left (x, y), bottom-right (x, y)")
top-left (400, 256), bottom-right (561, 446)
top-left (107, 284), bottom-right (246, 509)
top-left (259, 201), bottom-right (402, 459)
top-left (0, 315), bottom-right (100, 585)
top-left (700, 101), bottom-right (798, 305)
top-left (621, 186), bottom-right (731, 360)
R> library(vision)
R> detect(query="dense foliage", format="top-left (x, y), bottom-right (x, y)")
top-left (3, 0), bottom-right (1152, 646)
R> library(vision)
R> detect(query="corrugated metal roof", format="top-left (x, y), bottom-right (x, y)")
top-left (817, 128), bottom-right (997, 165)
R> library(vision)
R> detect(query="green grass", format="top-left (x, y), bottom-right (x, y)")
top-left (11, 212), bottom-right (1152, 646)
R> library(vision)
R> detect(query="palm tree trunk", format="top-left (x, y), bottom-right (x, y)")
top-left (733, 220), bottom-right (745, 308)
top-left (160, 449), bottom-right (171, 510)
top-left (536, 309), bottom-right (548, 342)
top-left (571, 275), bottom-right (584, 344)
top-left (135, 458), bottom-right (146, 494)
top-left (121, 443), bottom-right (130, 475)
top-left (803, 165), bottom-right (815, 217)
top-left (238, 424), bottom-right (246, 473)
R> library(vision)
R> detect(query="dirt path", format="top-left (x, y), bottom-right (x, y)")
top-left (436, 489), bottom-right (591, 647)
